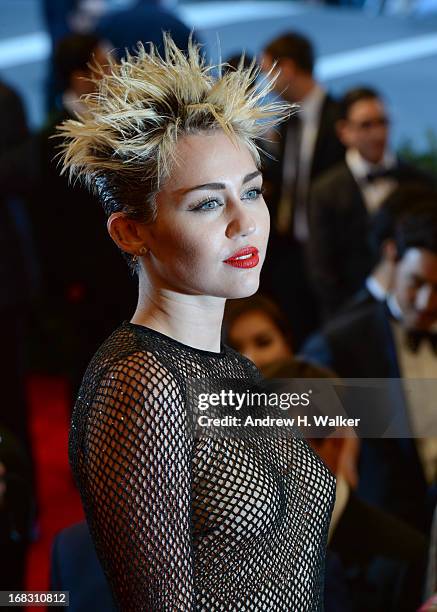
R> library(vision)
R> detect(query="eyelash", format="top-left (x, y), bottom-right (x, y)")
top-left (192, 187), bottom-right (264, 212)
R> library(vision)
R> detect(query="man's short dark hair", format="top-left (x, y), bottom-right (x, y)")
top-left (369, 184), bottom-right (436, 257)
top-left (224, 53), bottom-right (256, 74)
top-left (264, 32), bottom-right (314, 75)
top-left (340, 86), bottom-right (381, 119)
top-left (392, 191), bottom-right (437, 259)
top-left (54, 33), bottom-right (102, 93)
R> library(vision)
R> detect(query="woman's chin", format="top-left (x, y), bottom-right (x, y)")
top-left (225, 277), bottom-right (260, 299)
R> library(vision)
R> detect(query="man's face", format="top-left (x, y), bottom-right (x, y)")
top-left (339, 97), bottom-right (389, 164)
top-left (260, 53), bottom-right (298, 102)
top-left (394, 248), bottom-right (437, 331)
top-left (72, 42), bottom-right (112, 97)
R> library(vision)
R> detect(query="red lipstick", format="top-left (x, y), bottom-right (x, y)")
top-left (224, 246), bottom-right (259, 269)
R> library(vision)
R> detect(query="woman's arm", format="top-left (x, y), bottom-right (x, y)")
top-left (70, 352), bottom-right (194, 611)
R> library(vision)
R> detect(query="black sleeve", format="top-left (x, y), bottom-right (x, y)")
top-left (69, 351), bottom-right (194, 611)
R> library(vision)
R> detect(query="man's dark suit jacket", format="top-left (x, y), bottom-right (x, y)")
top-left (308, 159), bottom-right (431, 319)
top-left (330, 492), bottom-right (427, 612)
top-left (51, 521), bottom-right (116, 612)
top-left (265, 92), bottom-right (345, 236)
top-left (338, 286), bottom-right (376, 314)
top-left (302, 300), bottom-right (429, 532)
top-left (261, 93), bottom-right (344, 349)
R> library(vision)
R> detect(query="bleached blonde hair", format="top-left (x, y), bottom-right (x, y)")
top-left (57, 34), bottom-right (292, 272)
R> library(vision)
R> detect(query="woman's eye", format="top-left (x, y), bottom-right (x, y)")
top-left (192, 188), bottom-right (262, 211)
top-left (255, 334), bottom-right (273, 348)
top-left (243, 187), bottom-right (263, 200)
top-left (193, 199), bottom-right (223, 211)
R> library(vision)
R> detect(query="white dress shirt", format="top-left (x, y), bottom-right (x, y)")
top-left (346, 148), bottom-right (398, 214)
top-left (365, 275), bottom-right (387, 302)
top-left (277, 84), bottom-right (327, 240)
top-left (294, 84), bottom-right (326, 242)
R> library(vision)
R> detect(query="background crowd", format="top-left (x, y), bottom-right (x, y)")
top-left (1, 0), bottom-right (437, 610)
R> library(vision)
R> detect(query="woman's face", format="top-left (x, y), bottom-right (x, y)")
top-left (143, 131), bottom-right (270, 299)
top-left (228, 309), bottom-right (292, 369)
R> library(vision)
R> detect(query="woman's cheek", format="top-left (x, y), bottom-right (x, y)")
top-left (259, 207), bottom-right (270, 258)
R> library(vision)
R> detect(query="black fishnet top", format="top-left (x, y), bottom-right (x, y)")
top-left (69, 321), bottom-right (336, 611)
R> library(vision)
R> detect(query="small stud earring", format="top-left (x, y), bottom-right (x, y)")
top-left (139, 246), bottom-right (148, 256)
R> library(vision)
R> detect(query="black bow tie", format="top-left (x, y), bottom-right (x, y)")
top-left (365, 167), bottom-right (398, 183)
top-left (405, 329), bottom-right (437, 355)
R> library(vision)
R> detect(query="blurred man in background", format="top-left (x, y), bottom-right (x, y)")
top-left (339, 183), bottom-right (436, 314)
top-left (304, 199), bottom-right (437, 532)
top-left (30, 33), bottom-right (137, 397)
top-left (308, 87), bottom-right (431, 318)
top-left (0, 81), bottom-right (37, 460)
top-left (260, 31), bottom-right (344, 349)
top-left (261, 31), bottom-right (344, 242)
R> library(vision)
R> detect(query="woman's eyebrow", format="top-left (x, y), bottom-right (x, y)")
top-left (181, 170), bottom-right (262, 194)
top-left (242, 170), bottom-right (262, 184)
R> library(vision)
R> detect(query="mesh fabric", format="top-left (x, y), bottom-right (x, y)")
top-left (69, 321), bottom-right (336, 611)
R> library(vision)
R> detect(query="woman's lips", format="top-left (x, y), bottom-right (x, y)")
top-left (223, 246), bottom-right (259, 269)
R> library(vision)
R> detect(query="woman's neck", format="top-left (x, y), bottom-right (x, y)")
top-left (131, 274), bottom-right (226, 353)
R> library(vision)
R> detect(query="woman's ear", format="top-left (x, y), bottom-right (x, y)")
top-left (107, 212), bottom-right (149, 256)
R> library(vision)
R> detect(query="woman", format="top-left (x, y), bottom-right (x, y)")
top-left (223, 294), bottom-right (294, 373)
top-left (59, 36), bottom-right (335, 611)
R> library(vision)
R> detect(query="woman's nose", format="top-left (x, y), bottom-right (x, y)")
top-left (225, 203), bottom-right (256, 239)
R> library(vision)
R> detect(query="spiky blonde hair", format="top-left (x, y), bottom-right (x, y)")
top-left (57, 34), bottom-right (292, 271)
